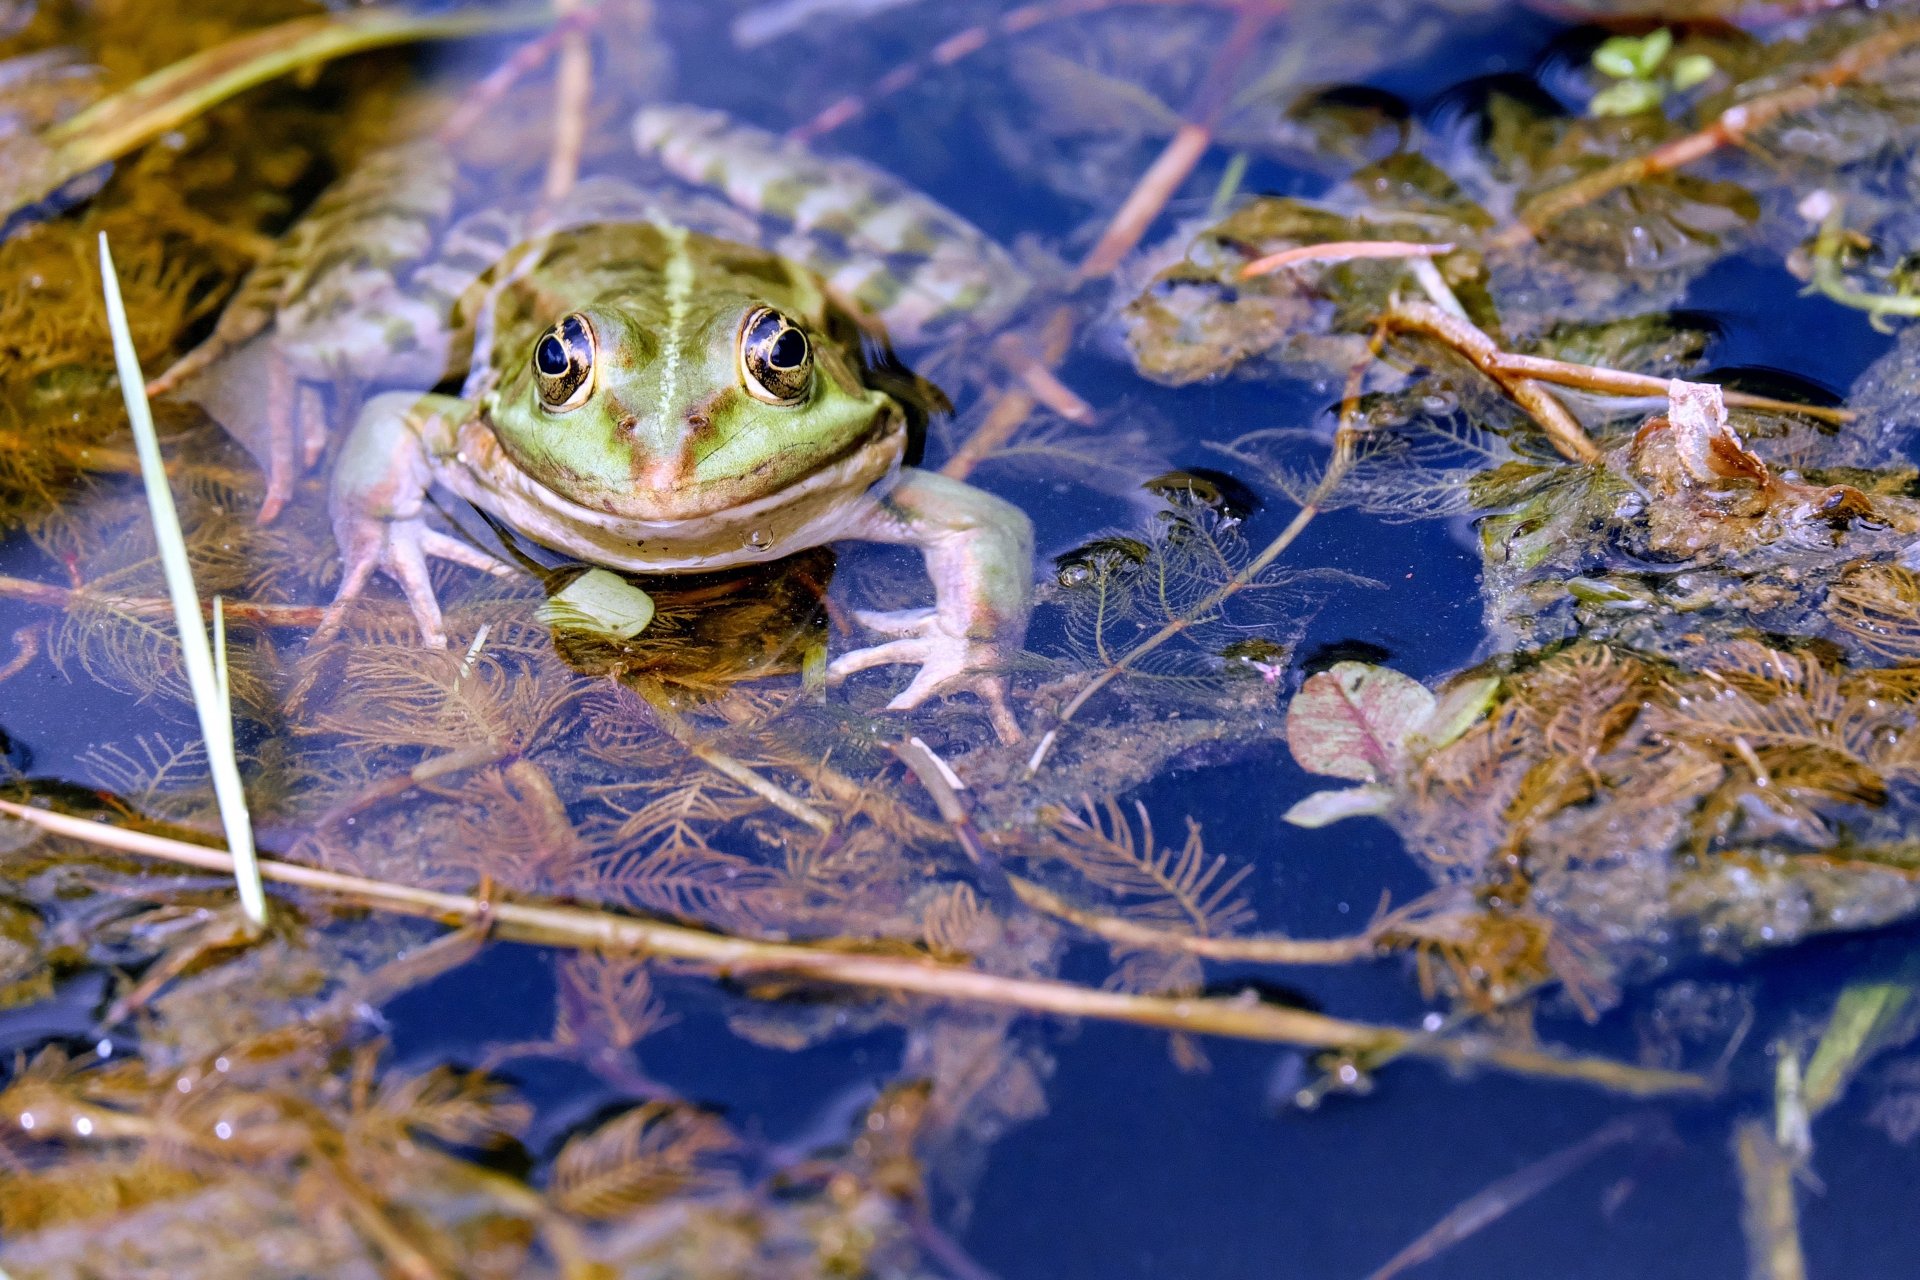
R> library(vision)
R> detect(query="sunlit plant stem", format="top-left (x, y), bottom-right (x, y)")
top-left (99, 234), bottom-right (267, 930)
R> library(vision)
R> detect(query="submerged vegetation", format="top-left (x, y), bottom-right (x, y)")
top-left (4, 0), bottom-right (1920, 1275)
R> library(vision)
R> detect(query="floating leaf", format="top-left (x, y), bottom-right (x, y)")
top-left (537, 568), bottom-right (656, 640)
top-left (1283, 785), bottom-right (1395, 828)
top-left (1286, 662), bottom-right (1435, 783)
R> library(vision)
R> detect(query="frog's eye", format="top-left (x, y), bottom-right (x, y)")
top-left (738, 307), bottom-right (812, 405)
top-left (533, 313), bottom-right (595, 411)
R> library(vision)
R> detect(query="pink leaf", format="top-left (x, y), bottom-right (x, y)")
top-left (1286, 662), bottom-right (1435, 783)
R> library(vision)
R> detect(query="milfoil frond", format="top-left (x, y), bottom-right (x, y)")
top-left (547, 1102), bottom-right (737, 1220)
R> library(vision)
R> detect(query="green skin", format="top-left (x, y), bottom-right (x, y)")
top-left (324, 220), bottom-right (1033, 736)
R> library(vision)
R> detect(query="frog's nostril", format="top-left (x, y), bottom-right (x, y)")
top-left (618, 415), bottom-right (641, 436)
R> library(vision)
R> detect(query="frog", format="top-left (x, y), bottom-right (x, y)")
top-left (152, 108), bottom-right (1035, 739)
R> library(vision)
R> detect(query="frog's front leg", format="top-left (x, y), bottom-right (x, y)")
top-left (829, 468), bottom-right (1034, 742)
top-left (315, 392), bottom-right (512, 648)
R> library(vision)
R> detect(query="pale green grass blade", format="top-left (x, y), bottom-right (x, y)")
top-left (99, 234), bottom-right (266, 929)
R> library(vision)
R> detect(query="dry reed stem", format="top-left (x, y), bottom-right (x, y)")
top-left (940, 306), bottom-right (1078, 481)
top-left (0, 801), bottom-right (1710, 1096)
top-left (437, 5), bottom-right (601, 144)
top-left (539, 0), bottom-right (594, 206)
top-left (1735, 1118), bottom-right (1809, 1280)
top-left (1241, 240), bottom-right (1455, 278)
top-left (1009, 876), bottom-right (1383, 964)
top-left (1489, 352), bottom-right (1853, 425)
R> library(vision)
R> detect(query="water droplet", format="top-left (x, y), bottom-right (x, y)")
top-left (746, 529), bottom-right (773, 551)
top-left (74, 1116), bottom-right (92, 1137)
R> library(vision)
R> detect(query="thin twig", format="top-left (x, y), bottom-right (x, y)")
top-left (437, 5), bottom-right (599, 144)
top-left (1241, 240), bottom-right (1454, 278)
top-left (1384, 300), bottom-right (1600, 463)
top-left (636, 687), bottom-right (835, 834)
top-left (1074, 4), bottom-right (1281, 281)
top-left (940, 307), bottom-right (1078, 481)
top-left (1364, 1115), bottom-right (1656, 1280)
top-left (1009, 876), bottom-right (1382, 964)
top-left (0, 801), bottom-right (1711, 1097)
top-left (539, 0), bottom-right (595, 207)
top-left (1026, 496), bottom-right (1326, 774)
top-left (1487, 351), bottom-right (1853, 425)
top-left (1025, 330), bottom-right (1384, 774)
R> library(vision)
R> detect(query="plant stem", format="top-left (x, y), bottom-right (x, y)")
top-left (101, 235), bottom-right (266, 930)
top-left (0, 800), bottom-right (1710, 1098)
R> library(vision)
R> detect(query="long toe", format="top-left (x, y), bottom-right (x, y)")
top-left (420, 529), bottom-right (513, 575)
top-left (851, 607), bottom-right (939, 638)
top-left (828, 637), bottom-right (934, 679)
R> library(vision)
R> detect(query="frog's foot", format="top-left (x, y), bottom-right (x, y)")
top-left (315, 514), bottom-right (510, 649)
top-left (830, 607), bottom-right (1021, 744)
top-left (258, 357), bottom-right (333, 525)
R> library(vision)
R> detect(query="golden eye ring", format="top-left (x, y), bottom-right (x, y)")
top-left (533, 313), bottom-right (596, 411)
top-left (738, 306), bottom-right (813, 405)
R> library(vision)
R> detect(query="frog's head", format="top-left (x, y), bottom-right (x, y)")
top-left (485, 285), bottom-right (902, 522)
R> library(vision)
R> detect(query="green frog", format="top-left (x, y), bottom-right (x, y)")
top-left (155, 108), bottom-right (1034, 738)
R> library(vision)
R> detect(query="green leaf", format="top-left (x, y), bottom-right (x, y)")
top-left (1592, 35), bottom-right (1645, 80)
top-left (1634, 28), bottom-right (1673, 77)
top-left (1589, 79), bottom-right (1664, 118)
top-left (1803, 971), bottom-right (1920, 1116)
top-left (537, 569), bottom-right (655, 640)
top-left (1284, 786), bottom-right (1395, 828)
top-left (1669, 53), bottom-right (1716, 92)
top-left (1407, 675), bottom-right (1501, 757)
top-left (1286, 662), bottom-right (1435, 783)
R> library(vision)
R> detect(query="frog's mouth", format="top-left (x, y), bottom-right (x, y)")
top-left (532, 400), bottom-right (907, 524)
top-left (450, 412), bottom-right (908, 573)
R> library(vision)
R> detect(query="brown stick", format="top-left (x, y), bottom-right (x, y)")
top-left (538, 0), bottom-right (594, 206)
top-left (436, 6), bottom-right (600, 145)
top-left (1385, 300), bottom-right (1601, 463)
top-left (940, 307), bottom-right (1079, 481)
top-left (1488, 352), bottom-right (1854, 425)
top-left (0, 801), bottom-right (1710, 1097)
top-left (1010, 876), bottom-right (1383, 964)
top-left (1242, 240), bottom-right (1454, 278)
top-left (1074, 4), bottom-right (1280, 281)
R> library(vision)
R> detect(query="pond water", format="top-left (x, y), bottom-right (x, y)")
top-left (3, 1), bottom-right (1920, 1276)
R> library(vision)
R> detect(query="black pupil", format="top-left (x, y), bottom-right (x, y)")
top-left (769, 328), bottom-right (807, 369)
top-left (536, 334), bottom-right (569, 377)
